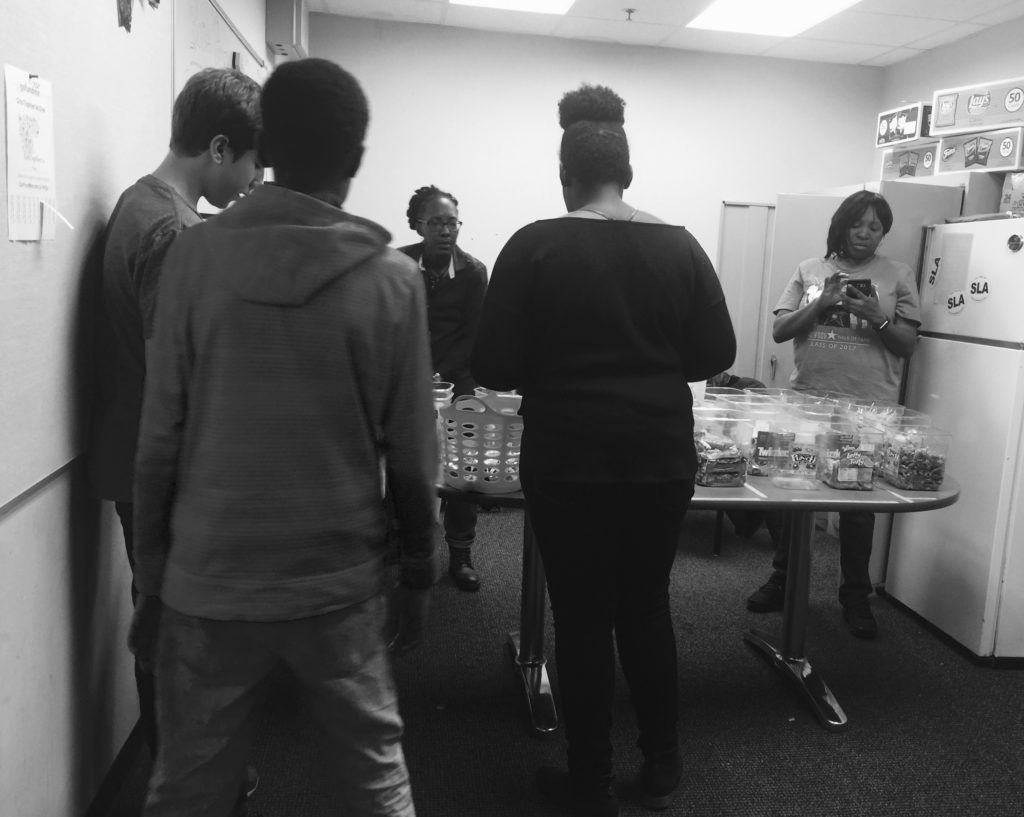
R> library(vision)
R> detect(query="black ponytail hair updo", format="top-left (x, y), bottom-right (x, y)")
top-left (557, 84), bottom-right (631, 188)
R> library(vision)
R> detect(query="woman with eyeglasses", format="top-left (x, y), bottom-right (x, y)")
top-left (471, 85), bottom-right (736, 816)
top-left (398, 186), bottom-right (488, 593)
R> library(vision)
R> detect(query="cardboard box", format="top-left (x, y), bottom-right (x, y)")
top-left (880, 141), bottom-right (939, 180)
top-left (931, 77), bottom-right (1024, 136)
top-left (876, 103), bottom-right (931, 147)
top-left (938, 128), bottom-right (1024, 174)
top-left (1001, 172), bottom-right (1024, 215)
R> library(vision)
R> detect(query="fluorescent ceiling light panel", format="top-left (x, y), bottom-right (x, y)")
top-left (449, 0), bottom-right (575, 13)
top-left (687, 0), bottom-right (861, 37)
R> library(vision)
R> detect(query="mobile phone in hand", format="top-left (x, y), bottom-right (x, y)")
top-left (845, 278), bottom-right (872, 297)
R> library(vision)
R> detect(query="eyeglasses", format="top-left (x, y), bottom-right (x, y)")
top-left (418, 218), bottom-right (462, 232)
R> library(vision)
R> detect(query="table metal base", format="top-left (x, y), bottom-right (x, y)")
top-left (506, 631), bottom-right (558, 733)
top-left (744, 628), bottom-right (848, 731)
top-left (437, 480), bottom-right (958, 734)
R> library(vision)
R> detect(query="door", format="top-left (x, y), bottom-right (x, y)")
top-left (919, 219), bottom-right (1024, 343)
top-left (889, 336), bottom-right (1024, 656)
top-left (754, 193), bottom-right (844, 387)
top-left (717, 201), bottom-right (775, 379)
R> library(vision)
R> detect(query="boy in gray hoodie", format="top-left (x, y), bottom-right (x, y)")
top-left (131, 59), bottom-right (436, 817)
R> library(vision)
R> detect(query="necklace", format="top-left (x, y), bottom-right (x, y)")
top-left (574, 206), bottom-right (640, 221)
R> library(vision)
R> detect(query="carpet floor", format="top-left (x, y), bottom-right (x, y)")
top-left (102, 507), bottom-right (1024, 817)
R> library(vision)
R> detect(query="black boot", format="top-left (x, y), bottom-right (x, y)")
top-left (448, 544), bottom-right (480, 592)
top-left (636, 751), bottom-right (680, 810)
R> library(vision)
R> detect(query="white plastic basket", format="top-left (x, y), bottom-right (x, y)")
top-left (441, 394), bottom-right (523, 494)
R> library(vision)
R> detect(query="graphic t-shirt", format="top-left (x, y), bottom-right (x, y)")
top-left (774, 254), bottom-right (920, 404)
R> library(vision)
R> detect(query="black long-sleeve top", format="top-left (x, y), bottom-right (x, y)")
top-left (471, 217), bottom-right (736, 483)
top-left (398, 242), bottom-right (487, 396)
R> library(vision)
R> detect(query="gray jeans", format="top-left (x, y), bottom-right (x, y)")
top-left (144, 595), bottom-right (415, 817)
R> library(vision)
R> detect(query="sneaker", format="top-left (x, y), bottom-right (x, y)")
top-left (535, 766), bottom-right (619, 817)
top-left (636, 753), bottom-right (681, 810)
top-left (842, 600), bottom-right (878, 639)
top-left (746, 577), bottom-right (785, 612)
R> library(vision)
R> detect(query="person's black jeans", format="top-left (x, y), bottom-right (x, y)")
top-left (770, 509), bottom-right (875, 606)
top-left (115, 501), bottom-right (159, 757)
top-left (520, 476), bottom-right (694, 788)
top-left (441, 496), bottom-right (477, 546)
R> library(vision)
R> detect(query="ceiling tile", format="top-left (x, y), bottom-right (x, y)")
top-left (566, 0), bottom-right (705, 27)
top-left (906, 21), bottom-right (987, 49)
top-left (659, 27), bottom-right (781, 56)
top-left (970, 0), bottom-right (1024, 24)
top-left (443, 5), bottom-right (562, 36)
top-left (854, 0), bottom-right (1009, 22)
top-left (309, 0), bottom-right (445, 25)
top-left (801, 11), bottom-right (958, 47)
top-left (861, 47), bottom-right (928, 67)
top-left (552, 15), bottom-right (671, 46)
top-left (763, 38), bottom-right (893, 65)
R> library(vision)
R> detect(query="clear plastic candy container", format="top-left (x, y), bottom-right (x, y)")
top-left (749, 422), bottom-right (795, 478)
top-left (816, 423), bottom-right (882, 490)
top-left (694, 433), bottom-right (747, 487)
top-left (845, 399), bottom-right (905, 430)
top-left (876, 424), bottom-right (951, 491)
top-left (703, 386), bottom-right (746, 403)
top-left (696, 434), bottom-right (745, 487)
top-left (693, 407), bottom-right (748, 487)
top-left (742, 387), bottom-right (790, 401)
top-left (693, 406), bottom-right (751, 450)
top-left (782, 404), bottom-right (835, 476)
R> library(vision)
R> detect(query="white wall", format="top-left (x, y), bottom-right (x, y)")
top-left (880, 15), bottom-right (1024, 109)
top-left (0, 3), bottom-right (174, 814)
top-left (0, 467), bottom-right (132, 817)
top-left (0, 2), bottom-right (269, 816)
top-left (311, 16), bottom-right (885, 270)
top-left (218, 0), bottom-right (267, 52)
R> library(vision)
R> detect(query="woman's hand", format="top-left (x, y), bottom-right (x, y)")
top-left (841, 282), bottom-right (885, 328)
top-left (820, 271), bottom-right (846, 310)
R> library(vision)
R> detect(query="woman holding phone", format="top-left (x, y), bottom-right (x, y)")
top-left (746, 190), bottom-right (921, 639)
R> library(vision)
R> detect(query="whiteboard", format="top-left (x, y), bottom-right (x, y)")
top-left (174, 0), bottom-right (268, 93)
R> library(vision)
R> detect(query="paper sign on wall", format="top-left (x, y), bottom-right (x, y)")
top-left (4, 65), bottom-right (58, 241)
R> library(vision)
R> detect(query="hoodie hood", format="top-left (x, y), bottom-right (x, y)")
top-left (209, 183), bottom-right (392, 307)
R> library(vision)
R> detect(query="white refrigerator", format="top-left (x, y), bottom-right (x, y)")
top-left (887, 217), bottom-right (1024, 659)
